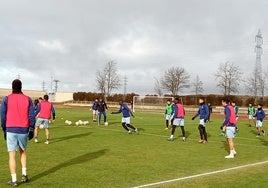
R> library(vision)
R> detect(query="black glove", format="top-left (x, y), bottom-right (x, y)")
top-left (4, 132), bottom-right (6, 140)
top-left (260, 118), bottom-right (263, 122)
top-left (28, 128), bottom-right (34, 140)
top-left (191, 117), bottom-right (195, 120)
top-left (220, 125), bottom-right (224, 130)
top-left (53, 115), bottom-right (56, 120)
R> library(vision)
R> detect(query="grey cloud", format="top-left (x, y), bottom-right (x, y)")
top-left (0, 0), bottom-right (267, 95)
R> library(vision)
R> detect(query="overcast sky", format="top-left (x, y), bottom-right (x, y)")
top-left (1, 0), bottom-right (268, 95)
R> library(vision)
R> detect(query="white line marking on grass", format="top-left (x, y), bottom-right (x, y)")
top-left (96, 126), bottom-right (268, 148)
top-left (133, 160), bottom-right (268, 188)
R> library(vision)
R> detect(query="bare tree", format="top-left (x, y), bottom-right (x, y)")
top-left (246, 67), bottom-right (266, 101)
top-left (154, 77), bottom-right (163, 96)
top-left (215, 62), bottom-right (242, 95)
top-left (192, 75), bottom-right (204, 95)
top-left (96, 60), bottom-right (121, 97)
top-left (160, 66), bottom-right (190, 96)
top-left (96, 70), bottom-right (106, 94)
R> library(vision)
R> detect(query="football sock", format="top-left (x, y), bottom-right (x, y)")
top-left (127, 124), bottom-right (135, 130)
top-left (203, 127), bottom-right (207, 141)
top-left (11, 174), bottom-right (17, 182)
top-left (180, 126), bottom-right (185, 137)
top-left (198, 124), bottom-right (203, 139)
top-left (171, 125), bottom-right (176, 135)
top-left (122, 123), bottom-right (129, 131)
top-left (22, 168), bottom-right (27, 176)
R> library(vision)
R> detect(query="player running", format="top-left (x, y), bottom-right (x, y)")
top-left (254, 104), bottom-right (266, 137)
top-left (34, 94), bottom-right (55, 144)
top-left (111, 100), bottom-right (138, 134)
top-left (167, 98), bottom-right (186, 141)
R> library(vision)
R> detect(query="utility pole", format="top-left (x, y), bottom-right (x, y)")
top-left (42, 81), bottom-right (46, 92)
top-left (254, 29), bottom-right (264, 99)
top-left (53, 79), bottom-right (60, 93)
top-left (123, 75), bottom-right (127, 100)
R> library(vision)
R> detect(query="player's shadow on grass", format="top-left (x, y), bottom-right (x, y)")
top-left (185, 131), bottom-right (191, 138)
top-left (50, 132), bottom-right (92, 143)
top-left (206, 132), bottom-right (212, 138)
top-left (221, 140), bottom-right (229, 153)
top-left (258, 137), bottom-right (268, 146)
top-left (249, 129), bottom-right (257, 136)
top-left (136, 128), bottom-right (145, 132)
top-left (30, 149), bottom-right (109, 182)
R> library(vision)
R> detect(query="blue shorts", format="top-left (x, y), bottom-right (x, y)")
top-left (7, 132), bottom-right (28, 152)
top-left (226, 126), bottom-right (236, 139)
top-left (36, 118), bottom-right (50, 128)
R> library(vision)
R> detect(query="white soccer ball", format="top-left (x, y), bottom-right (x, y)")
top-left (68, 121), bottom-right (72, 125)
top-left (39, 124), bottom-right (44, 129)
top-left (104, 122), bottom-right (108, 126)
top-left (83, 121), bottom-right (89, 125)
top-left (75, 121), bottom-right (79, 126)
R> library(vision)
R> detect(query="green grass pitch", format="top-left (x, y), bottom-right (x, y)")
top-left (0, 107), bottom-right (268, 188)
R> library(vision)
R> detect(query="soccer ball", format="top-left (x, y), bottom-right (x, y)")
top-left (39, 124), bottom-right (44, 129)
top-left (104, 122), bottom-right (108, 126)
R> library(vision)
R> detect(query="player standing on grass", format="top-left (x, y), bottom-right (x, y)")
top-left (91, 98), bottom-right (98, 122)
top-left (167, 98), bottom-right (186, 141)
top-left (248, 103), bottom-right (256, 127)
top-left (254, 104), bottom-right (266, 137)
top-left (111, 100), bottom-right (138, 134)
top-left (192, 98), bottom-right (209, 143)
top-left (221, 98), bottom-right (237, 159)
top-left (1, 79), bottom-right (35, 186)
top-left (207, 102), bottom-right (212, 123)
top-left (164, 99), bottom-right (173, 130)
top-left (34, 94), bottom-right (55, 144)
top-left (231, 101), bottom-right (239, 121)
top-left (97, 98), bottom-right (108, 126)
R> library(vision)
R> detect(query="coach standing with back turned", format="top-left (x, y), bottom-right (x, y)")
top-left (1, 79), bottom-right (35, 186)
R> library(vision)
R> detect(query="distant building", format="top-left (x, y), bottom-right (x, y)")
top-left (0, 88), bottom-right (73, 103)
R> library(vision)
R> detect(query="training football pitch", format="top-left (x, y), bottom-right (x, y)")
top-left (1, 107), bottom-right (268, 188)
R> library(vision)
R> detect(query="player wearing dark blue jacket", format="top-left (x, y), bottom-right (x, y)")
top-left (254, 104), bottom-right (266, 137)
top-left (111, 100), bottom-right (138, 134)
top-left (192, 98), bottom-right (209, 143)
top-left (91, 98), bottom-right (99, 122)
